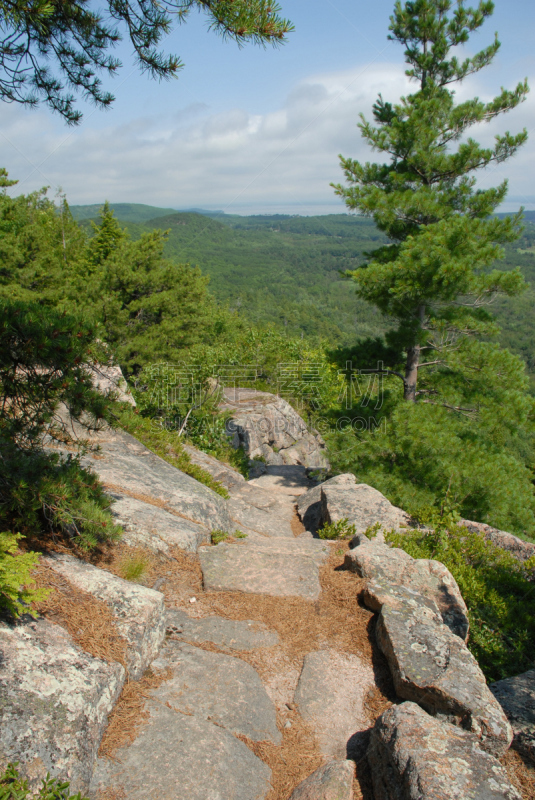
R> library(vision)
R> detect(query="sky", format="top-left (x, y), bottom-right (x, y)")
top-left (1, 0), bottom-right (534, 215)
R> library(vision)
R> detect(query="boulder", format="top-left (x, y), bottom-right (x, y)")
top-left (220, 387), bottom-right (329, 469)
top-left (41, 553), bottom-right (165, 679)
top-left (0, 616), bottom-right (124, 794)
top-left (165, 608), bottom-right (280, 651)
top-left (368, 701), bottom-right (521, 800)
top-left (297, 475), bottom-right (357, 535)
top-left (321, 475), bottom-right (411, 534)
top-left (108, 491), bottom-right (210, 554)
top-left (460, 519), bottom-right (535, 565)
top-left (490, 669), bottom-right (535, 760)
top-left (345, 533), bottom-right (469, 640)
top-left (376, 602), bottom-right (512, 757)
top-left (289, 760), bottom-right (355, 800)
top-left (294, 650), bottom-right (375, 760)
top-left (199, 538), bottom-right (329, 600)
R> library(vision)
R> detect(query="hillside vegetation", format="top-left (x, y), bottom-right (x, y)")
top-left (74, 204), bottom-right (535, 379)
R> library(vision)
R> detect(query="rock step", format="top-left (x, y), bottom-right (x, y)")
top-left (199, 538), bottom-right (330, 600)
top-left (165, 608), bottom-right (280, 651)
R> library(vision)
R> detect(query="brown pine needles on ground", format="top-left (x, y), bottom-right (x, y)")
top-left (33, 563), bottom-right (127, 666)
top-left (98, 668), bottom-right (172, 760)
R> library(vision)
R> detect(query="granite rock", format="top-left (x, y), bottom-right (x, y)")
top-left (368, 702), bottom-right (521, 800)
top-left (108, 491), bottom-right (210, 554)
top-left (150, 639), bottom-right (281, 743)
top-left (41, 553), bottom-right (165, 679)
top-left (0, 617), bottom-right (124, 794)
top-left (80, 425), bottom-right (231, 532)
top-left (321, 476), bottom-right (411, 534)
top-left (90, 699), bottom-right (272, 800)
top-left (289, 760), bottom-right (355, 800)
top-left (490, 669), bottom-right (535, 760)
top-left (165, 608), bottom-right (280, 651)
top-left (345, 533), bottom-right (469, 640)
top-left (294, 650), bottom-right (375, 760)
top-left (220, 387), bottom-right (329, 468)
top-left (460, 519), bottom-right (535, 565)
top-left (199, 538), bottom-right (329, 600)
top-left (376, 603), bottom-right (512, 757)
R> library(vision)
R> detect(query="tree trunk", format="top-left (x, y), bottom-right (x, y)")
top-left (404, 343), bottom-right (420, 401)
top-left (403, 305), bottom-right (425, 402)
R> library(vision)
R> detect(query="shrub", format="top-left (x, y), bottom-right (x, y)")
top-left (318, 518), bottom-right (356, 540)
top-left (0, 534), bottom-right (50, 618)
top-left (0, 445), bottom-right (122, 551)
top-left (211, 529), bottom-right (229, 545)
top-left (0, 762), bottom-right (88, 799)
top-left (386, 508), bottom-right (535, 681)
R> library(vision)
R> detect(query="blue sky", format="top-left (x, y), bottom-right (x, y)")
top-left (1, 0), bottom-right (534, 214)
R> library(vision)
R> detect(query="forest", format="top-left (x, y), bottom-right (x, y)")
top-left (71, 203), bottom-right (535, 382)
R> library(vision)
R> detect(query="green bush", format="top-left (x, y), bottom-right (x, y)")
top-left (0, 534), bottom-right (49, 618)
top-left (318, 518), bottom-right (356, 540)
top-left (0, 445), bottom-right (122, 551)
top-left (0, 762), bottom-right (88, 799)
top-left (0, 300), bottom-right (123, 556)
top-left (386, 509), bottom-right (535, 681)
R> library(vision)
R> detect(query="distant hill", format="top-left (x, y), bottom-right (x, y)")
top-left (69, 203), bottom-right (228, 224)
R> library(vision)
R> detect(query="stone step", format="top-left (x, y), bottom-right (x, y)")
top-left (199, 538), bottom-right (329, 600)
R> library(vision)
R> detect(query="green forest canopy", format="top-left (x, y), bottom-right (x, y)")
top-left (71, 203), bottom-right (535, 380)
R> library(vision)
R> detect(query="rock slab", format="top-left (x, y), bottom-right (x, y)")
top-left (368, 702), bottom-right (521, 800)
top-left (289, 760), bottom-right (355, 800)
top-left (80, 426), bottom-right (232, 532)
top-left (42, 553), bottom-right (166, 679)
top-left (109, 491), bottom-right (210, 554)
top-left (490, 669), bottom-right (535, 760)
top-left (90, 700), bottom-right (272, 800)
top-left (150, 640), bottom-right (281, 744)
top-left (199, 538), bottom-right (329, 600)
top-left (165, 608), bottom-right (280, 651)
top-left (0, 617), bottom-right (124, 794)
top-left (294, 650), bottom-right (375, 759)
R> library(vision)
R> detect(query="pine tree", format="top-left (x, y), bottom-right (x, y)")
top-left (0, 0), bottom-right (293, 124)
top-left (333, 0), bottom-right (529, 403)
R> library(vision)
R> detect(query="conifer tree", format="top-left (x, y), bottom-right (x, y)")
top-left (333, 0), bottom-right (529, 402)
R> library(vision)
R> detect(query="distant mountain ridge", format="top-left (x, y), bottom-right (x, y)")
top-left (69, 202), bottom-right (535, 225)
top-left (69, 203), bottom-right (227, 223)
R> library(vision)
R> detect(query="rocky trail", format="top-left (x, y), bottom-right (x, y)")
top-left (1, 388), bottom-right (534, 799)
top-left (85, 433), bottom-right (391, 800)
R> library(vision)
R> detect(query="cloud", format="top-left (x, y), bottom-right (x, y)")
top-left (1, 61), bottom-right (533, 213)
